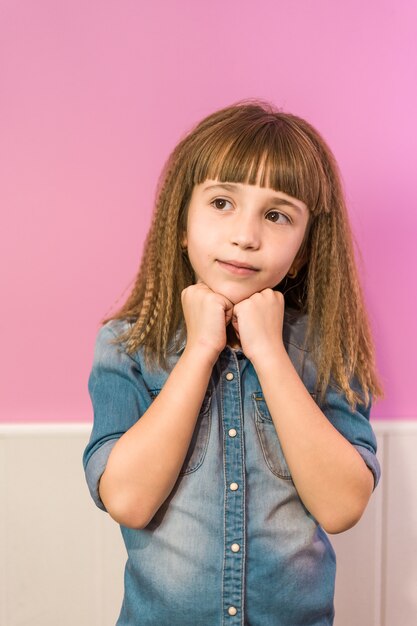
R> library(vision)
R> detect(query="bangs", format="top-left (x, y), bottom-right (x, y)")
top-left (190, 116), bottom-right (328, 215)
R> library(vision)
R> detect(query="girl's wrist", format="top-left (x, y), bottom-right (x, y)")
top-left (182, 342), bottom-right (220, 371)
top-left (250, 342), bottom-right (289, 373)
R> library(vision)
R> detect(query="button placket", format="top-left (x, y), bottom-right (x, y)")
top-left (220, 351), bottom-right (245, 624)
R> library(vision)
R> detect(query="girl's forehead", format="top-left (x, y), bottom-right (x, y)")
top-left (200, 154), bottom-right (273, 184)
top-left (198, 158), bottom-right (298, 199)
top-left (191, 143), bottom-right (323, 214)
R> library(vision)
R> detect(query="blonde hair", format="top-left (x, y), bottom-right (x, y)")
top-left (103, 99), bottom-right (383, 410)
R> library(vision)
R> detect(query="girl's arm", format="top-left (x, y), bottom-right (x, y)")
top-left (99, 282), bottom-right (233, 530)
top-left (233, 288), bottom-right (376, 535)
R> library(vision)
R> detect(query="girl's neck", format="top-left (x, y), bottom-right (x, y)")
top-left (226, 323), bottom-right (241, 349)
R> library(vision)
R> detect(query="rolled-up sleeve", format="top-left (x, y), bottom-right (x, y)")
top-left (320, 383), bottom-right (381, 490)
top-left (82, 321), bottom-right (152, 511)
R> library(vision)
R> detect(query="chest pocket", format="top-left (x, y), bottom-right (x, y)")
top-left (149, 388), bottom-right (212, 475)
top-left (252, 391), bottom-right (293, 481)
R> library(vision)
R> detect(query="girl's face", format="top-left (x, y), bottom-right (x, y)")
top-left (183, 179), bottom-right (310, 305)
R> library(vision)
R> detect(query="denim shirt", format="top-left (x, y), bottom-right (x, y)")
top-left (83, 307), bottom-right (381, 626)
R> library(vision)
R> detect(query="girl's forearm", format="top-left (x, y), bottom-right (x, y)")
top-left (99, 346), bottom-right (216, 529)
top-left (251, 348), bottom-right (374, 534)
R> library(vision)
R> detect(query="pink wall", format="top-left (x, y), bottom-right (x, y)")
top-left (1, 0), bottom-right (416, 422)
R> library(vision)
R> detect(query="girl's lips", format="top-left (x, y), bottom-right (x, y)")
top-left (217, 260), bottom-right (259, 276)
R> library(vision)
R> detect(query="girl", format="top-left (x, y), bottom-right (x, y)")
top-left (83, 100), bottom-right (383, 626)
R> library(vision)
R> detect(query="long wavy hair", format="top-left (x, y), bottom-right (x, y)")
top-left (102, 99), bottom-right (383, 410)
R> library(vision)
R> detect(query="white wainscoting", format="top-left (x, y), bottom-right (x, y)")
top-left (0, 422), bottom-right (416, 626)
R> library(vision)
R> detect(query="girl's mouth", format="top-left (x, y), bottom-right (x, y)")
top-left (217, 260), bottom-right (259, 276)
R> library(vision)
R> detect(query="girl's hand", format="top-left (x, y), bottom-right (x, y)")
top-left (232, 288), bottom-right (286, 363)
top-left (181, 280), bottom-right (234, 365)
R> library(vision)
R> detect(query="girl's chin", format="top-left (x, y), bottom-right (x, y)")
top-left (197, 276), bottom-right (279, 304)
top-left (213, 284), bottom-right (264, 305)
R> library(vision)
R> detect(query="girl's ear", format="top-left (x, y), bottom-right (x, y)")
top-left (287, 249), bottom-right (307, 279)
top-left (293, 226), bottom-right (311, 271)
top-left (180, 232), bottom-right (188, 251)
top-left (295, 249), bottom-right (308, 271)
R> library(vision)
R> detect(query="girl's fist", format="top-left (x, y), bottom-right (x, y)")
top-left (232, 289), bottom-right (286, 362)
top-left (181, 281), bottom-right (234, 364)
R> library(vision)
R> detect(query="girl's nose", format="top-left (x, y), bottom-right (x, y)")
top-left (230, 216), bottom-right (261, 249)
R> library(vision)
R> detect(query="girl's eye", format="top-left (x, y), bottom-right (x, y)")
top-left (211, 198), bottom-right (232, 210)
top-left (266, 211), bottom-right (291, 224)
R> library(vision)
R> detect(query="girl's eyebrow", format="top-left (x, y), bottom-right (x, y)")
top-left (202, 182), bottom-right (304, 213)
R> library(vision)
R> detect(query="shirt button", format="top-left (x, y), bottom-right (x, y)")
top-left (231, 543), bottom-right (240, 552)
top-left (225, 372), bottom-right (234, 381)
top-left (228, 606), bottom-right (238, 616)
top-left (228, 428), bottom-right (237, 437)
top-left (230, 482), bottom-right (239, 491)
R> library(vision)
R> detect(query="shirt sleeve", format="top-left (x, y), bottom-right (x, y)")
top-left (319, 382), bottom-right (381, 491)
top-left (82, 321), bottom-right (153, 511)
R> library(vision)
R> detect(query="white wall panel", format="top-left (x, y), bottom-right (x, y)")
top-left (0, 426), bottom-right (124, 626)
top-left (383, 431), bottom-right (417, 626)
top-left (1, 422), bottom-right (416, 626)
top-left (2, 430), bottom-right (99, 626)
top-left (0, 438), bottom-right (7, 626)
top-left (332, 433), bottom-right (384, 626)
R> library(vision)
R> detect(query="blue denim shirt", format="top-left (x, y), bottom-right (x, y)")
top-left (83, 307), bottom-right (381, 626)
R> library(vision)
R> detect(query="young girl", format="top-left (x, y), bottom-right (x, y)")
top-left (83, 100), bottom-right (383, 626)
